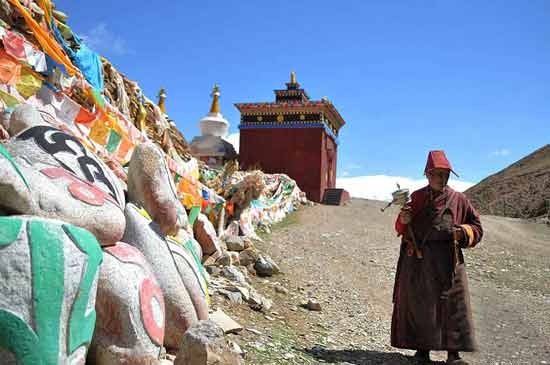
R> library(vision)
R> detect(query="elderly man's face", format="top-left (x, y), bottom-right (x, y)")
top-left (427, 168), bottom-right (450, 192)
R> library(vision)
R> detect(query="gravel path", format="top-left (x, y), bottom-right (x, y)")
top-left (217, 199), bottom-right (550, 364)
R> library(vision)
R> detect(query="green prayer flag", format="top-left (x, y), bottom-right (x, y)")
top-left (0, 90), bottom-right (20, 108)
top-left (91, 88), bottom-right (105, 109)
top-left (188, 206), bottom-right (201, 226)
top-left (105, 129), bottom-right (122, 153)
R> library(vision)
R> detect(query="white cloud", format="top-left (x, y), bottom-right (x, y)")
top-left (490, 149), bottom-right (510, 157)
top-left (341, 171), bottom-right (350, 177)
top-left (336, 175), bottom-right (475, 202)
top-left (223, 132), bottom-right (239, 153)
top-left (81, 23), bottom-right (131, 56)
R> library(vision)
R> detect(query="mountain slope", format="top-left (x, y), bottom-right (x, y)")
top-left (465, 145), bottom-right (550, 219)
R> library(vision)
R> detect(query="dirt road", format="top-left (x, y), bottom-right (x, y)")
top-left (218, 199), bottom-right (550, 364)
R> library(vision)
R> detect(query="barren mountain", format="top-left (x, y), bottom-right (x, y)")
top-left (465, 145), bottom-right (550, 219)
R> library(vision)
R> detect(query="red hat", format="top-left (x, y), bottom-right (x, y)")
top-left (424, 150), bottom-right (459, 177)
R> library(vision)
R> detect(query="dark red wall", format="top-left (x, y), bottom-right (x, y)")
top-left (320, 132), bottom-right (338, 197)
top-left (239, 127), bottom-right (337, 202)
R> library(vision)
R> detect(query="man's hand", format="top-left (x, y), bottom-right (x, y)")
top-left (452, 226), bottom-right (464, 242)
top-left (399, 206), bottom-right (412, 225)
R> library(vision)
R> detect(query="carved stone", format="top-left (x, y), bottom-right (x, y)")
top-left (123, 203), bottom-right (209, 350)
top-left (0, 124), bottom-right (126, 245)
top-left (89, 242), bottom-right (165, 365)
top-left (0, 216), bottom-right (102, 364)
top-left (127, 142), bottom-right (188, 236)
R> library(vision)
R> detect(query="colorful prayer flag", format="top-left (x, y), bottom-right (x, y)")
top-left (3, 30), bottom-right (26, 60)
top-left (15, 67), bottom-right (42, 99)
top-left (0, 50), bottom-right (21, 85)
top-left (105, 128), bottom-right (122, 153)
top-left (88, 119), bottom-right (109, 145)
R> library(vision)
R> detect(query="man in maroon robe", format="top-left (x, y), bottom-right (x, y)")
top-left (391, 150), bottom-right (483, 364)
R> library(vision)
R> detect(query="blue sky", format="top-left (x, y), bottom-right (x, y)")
top-left (57, 0), bottom-right (549, 183)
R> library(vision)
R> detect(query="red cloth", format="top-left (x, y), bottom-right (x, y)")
top-left (3, 30), bottom-right (26, 60)
top-left (424, 150), bottom-right (458, 177)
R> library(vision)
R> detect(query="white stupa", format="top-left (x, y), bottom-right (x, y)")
top-left (198, 84), bottom-right (229, 137)
top-left (190, 85), bottom-right (237, 168)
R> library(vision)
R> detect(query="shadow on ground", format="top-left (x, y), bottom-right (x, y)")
top-left (302, 345), bottom-right (446, 364)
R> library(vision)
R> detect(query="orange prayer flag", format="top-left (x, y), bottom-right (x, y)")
top-left (75, 107), bottom-right (96, 124)
top-left (117, 136), bottom-right (134, 161)
top-left (0, 50), bottom-right (21, 85)
top-left (6, 0), bottom-right (78, 75)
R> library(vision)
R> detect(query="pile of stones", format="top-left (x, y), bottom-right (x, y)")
top-left (0, 105), bottom-right (243, 364)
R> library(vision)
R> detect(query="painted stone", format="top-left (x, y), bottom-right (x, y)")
top-left (0, 124), bottom-right (126, 245)
top-left (123, 203), bottom-right (209, 350)
top-left (193, 213), bottom-right (222, 258)
top-left (8, 104), bottom-right (48, 136)
top-left (167, 237), bottom-right (209, 321)
top-left (127, 142), bottom-right (188, 237)
top-left (176, 228), bottom-right (203, 263)
top-left (173, 320), bottom-right (244, 365)
top-left (89, 242), bottom-right (165, 365)
top-left (0, 215), bottom-right (103, 365)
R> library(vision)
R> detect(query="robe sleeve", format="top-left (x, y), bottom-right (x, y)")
top-left (394, 190), bottom-right (423, 237)
top-left (458, 196), bottom-right (483, 248)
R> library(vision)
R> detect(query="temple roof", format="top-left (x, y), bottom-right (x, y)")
top-left (234, 100), bottom-right (345, 131)
top-left (234, 72), bottom-right (346, 132)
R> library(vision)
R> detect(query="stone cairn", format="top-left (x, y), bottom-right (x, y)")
top-left (0, 105), bottom-right (253, 364)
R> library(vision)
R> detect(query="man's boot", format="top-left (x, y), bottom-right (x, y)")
top-left (413, 350), bottom-right (430, 363)
top-left (446, 351), bottom-right (469, 364)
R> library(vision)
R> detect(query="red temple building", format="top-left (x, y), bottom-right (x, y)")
top-left (235, 73), bottom-right (348, 203)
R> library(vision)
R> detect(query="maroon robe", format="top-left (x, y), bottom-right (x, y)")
top-left (391, 185), bottom-right (483, 352)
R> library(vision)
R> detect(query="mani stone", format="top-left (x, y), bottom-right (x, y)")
top-left (0, 216), bottom-right (102, 364)
top-left (8, 103), bottom-right (48, 136)
top-left (0, 125), bottom-right (126, 245)
top-left (123, 203), bottom-right (208, 351)
top-left (127, 142), bottom-right (189, 237)
top-left (167, 237), bottom-right (209, 322)
top-left (89, 242), bottom-right (165, 365)
top-left (174, 320), bottom-right (244, 365)
top-left (176, 228), bottom-right (204, 263)
top-left (193, 213), bottom-right (222, 258)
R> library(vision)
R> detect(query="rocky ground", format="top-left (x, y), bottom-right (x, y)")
top-left (211, 198), bottom-right (550, 364)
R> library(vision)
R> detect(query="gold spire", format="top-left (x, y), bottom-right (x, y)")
top-left (209, 84), bottom-right (220, 114)
top-left (290, 71), bottom-right (297, 84)
top-left (158, 88), bottom-right (167, 113)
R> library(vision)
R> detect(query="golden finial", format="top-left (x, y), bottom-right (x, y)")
top-left (209, 84), bottom-right (220, 114)
top-left (158, 88), bottom-right (167, 113)
top-left (290, 71), bottom-right (297, 84)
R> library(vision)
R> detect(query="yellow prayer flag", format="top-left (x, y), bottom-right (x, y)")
top-left (88, 119), bottom-right (110, 145)
top-left (16, 68), bottom-right (43, 99)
